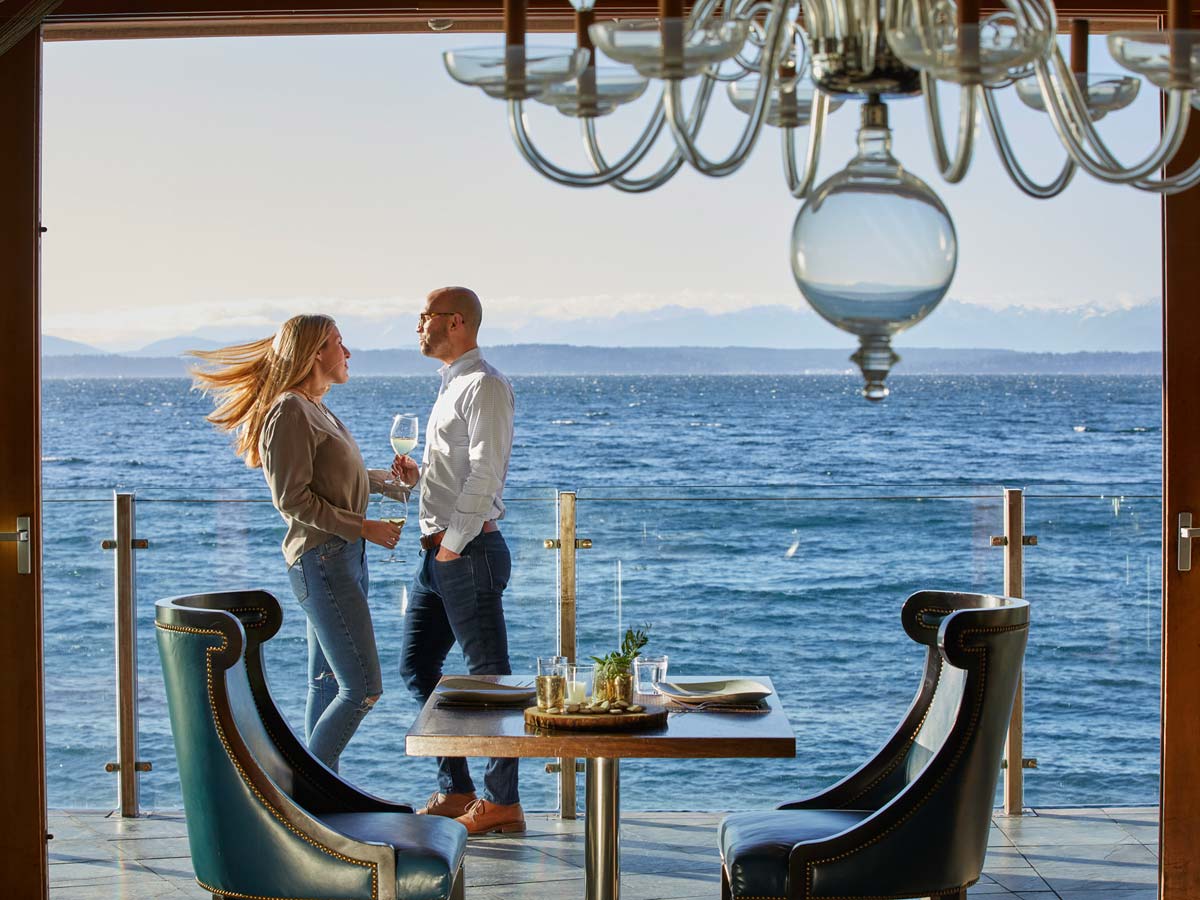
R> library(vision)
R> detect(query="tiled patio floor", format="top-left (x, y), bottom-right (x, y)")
top-left (47, 806), bottom-right (1159, 899)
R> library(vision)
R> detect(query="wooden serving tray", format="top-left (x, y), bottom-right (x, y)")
top-left (524, 704), bottom-right (668, 732)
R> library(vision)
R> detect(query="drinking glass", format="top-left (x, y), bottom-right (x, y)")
top-left (390, 414), bottom-right (419, 458)
top-left (634, 654), bottom-right (669, 695)
top-left (566, 664), bottom-right (594, 705)
top-left (536, 656), bottom-right (567, 709)
top-left (375, 489), bottom-right (408, 564)
top-left (379, 414), bottom-right (419, 563)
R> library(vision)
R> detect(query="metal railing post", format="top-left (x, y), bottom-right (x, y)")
top-left (556, 491), bottom-right (578, 819)
top-left (543, 491), bottom-right (592, 818)
top-left (990, 487), bottom-right (1037, 815)
top-left (1003, 488), bottom-right (1025, 815)
top-left (102, 490), bottom-right (150, 816)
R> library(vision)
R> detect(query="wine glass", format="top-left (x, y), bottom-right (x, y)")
top-left (390, 413), bottom-right (419, 459)
top-left (378, 414), bottom-right (419, 563)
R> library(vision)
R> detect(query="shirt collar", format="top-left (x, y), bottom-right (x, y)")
top-left (438, 347), bottom-right (483, 387)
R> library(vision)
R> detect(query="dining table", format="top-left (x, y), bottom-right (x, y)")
top-left (405, 675), bottom-right (797, 900)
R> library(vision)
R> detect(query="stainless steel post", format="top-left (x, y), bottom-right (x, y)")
top-left (557, 491), bottom-right (578, 820)
top-left (585, 757), bottom-right (620, 900)
top-left (1003, 487), bottom-right (1025, 816)
top-left (112, 490), bottom-right (139, 818)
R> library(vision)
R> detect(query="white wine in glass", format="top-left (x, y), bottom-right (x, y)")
top-left (379, 413), bottom-right (418, 563)
top-left (391, 413), bottom-right (419, 456)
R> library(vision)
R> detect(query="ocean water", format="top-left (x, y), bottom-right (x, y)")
top-left (41, 374), bottom-right (1163, 812)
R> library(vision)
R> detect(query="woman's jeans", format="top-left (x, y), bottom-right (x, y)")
top-left (399, 530), bottom-right (518, 805)
top-left (287, 536), bottom-right (382, 772)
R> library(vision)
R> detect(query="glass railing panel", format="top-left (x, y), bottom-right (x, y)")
top-left (42, 497), bottom-right (118, 809)
top-left (1023, 492), bottom-right (1162, 807)
top-left (132, 489), bottom-right (560, 811)
top-left (574, 489), bottom-right (1005, 811)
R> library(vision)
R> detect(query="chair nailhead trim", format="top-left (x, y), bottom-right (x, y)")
top-left (157, 621), bottom-right (380, 900)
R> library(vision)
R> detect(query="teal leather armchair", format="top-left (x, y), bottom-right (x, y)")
top-left (156, 589), bottom-right (468, 900)
top-left (719, 590), bottom-right (1030, 900)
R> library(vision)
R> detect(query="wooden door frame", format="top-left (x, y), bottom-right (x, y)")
top-left (0, 26), bottom-right (44, 900)
top-left (1160, 49), bottom-right (1200, 899)
top-left (3, 3), bottom-right (1198, 897)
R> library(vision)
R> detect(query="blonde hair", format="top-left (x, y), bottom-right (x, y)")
top-left (190, 314), bottom-right (336, 468)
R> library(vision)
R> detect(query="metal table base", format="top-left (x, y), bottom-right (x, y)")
top-left (585, 757), bottom-right (620, 900)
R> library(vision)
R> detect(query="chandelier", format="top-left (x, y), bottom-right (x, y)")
top-left (443, 0), bottom-right (1193, 399)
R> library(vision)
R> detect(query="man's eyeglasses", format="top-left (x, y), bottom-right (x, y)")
top-left (417, 312), bottom-right (458, 325)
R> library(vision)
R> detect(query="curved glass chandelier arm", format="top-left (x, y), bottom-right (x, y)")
top-left (1126, 146), bottom-right (1200, 193)
top-left (507, 100), bottom-right (661, 187)
top-left (586, 78), bottom-right (716, 193)
top-left (782, 89), bottom-right (829, 199)
top-left (981, 86), bottom-right (1076, 198)
top-left (663, 0), bottom-right (790, 178)
top-left (921, 73), bottom-right (979, 183)
top-left (1034, 50), bottom-right (1191, 183)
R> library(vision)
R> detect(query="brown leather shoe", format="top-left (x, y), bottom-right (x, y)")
top-left (454, 798), bottom-right (527, 835)
top-left (416, 791), bottom-right (477, 818)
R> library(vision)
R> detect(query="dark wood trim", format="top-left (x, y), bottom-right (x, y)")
top-left (0, 27), bottom-right (46, 900)
top-left (33, 0), bottom-right (1166, 40)
top-left (1161, 49), bottom-right (1200, 900)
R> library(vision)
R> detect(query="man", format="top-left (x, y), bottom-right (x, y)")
top-left (395, 286), bottom-right (522, 836)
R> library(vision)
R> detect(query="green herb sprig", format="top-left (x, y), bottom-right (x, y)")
top-left (590, 625), bottom-right (651, 678)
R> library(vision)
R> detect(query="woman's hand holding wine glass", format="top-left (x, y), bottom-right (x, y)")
top-left (362, 519), bottom-right (402, 549)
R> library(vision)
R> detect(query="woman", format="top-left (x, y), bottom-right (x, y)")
top-left (191, 314), bottom-right (402, 771)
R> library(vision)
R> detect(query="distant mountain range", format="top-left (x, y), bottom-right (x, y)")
top-left (42, 298), bottom-right (1165, 357)
top-left (40, 342), bottom-right (1161, 377)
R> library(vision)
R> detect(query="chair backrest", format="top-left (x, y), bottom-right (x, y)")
top-left (155, 591), bottom-right (386, 898)
top-left (801, 590), bottom-right (1030, 898)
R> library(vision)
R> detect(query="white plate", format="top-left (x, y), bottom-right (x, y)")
top-left (434, 677), bottom-right (536, 704)
top-left (652, 678), bottom-right (772, 705)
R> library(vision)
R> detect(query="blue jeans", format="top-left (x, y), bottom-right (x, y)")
top-left (287, 536), bottom-right (383, 772)
top-left (400, 530), bottom-right (518, 805)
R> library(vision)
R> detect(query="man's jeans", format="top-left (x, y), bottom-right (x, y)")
top-left (400, 530), bottom-right (518, 805)
top-left (287, 536), bottom-right (383, 772)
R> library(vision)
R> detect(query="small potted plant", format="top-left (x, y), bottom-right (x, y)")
top-left (591, 626), bottom-right (649, 704)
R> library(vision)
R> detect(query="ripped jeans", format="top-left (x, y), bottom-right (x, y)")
top-left (287, 536), bottom-right (382, 772)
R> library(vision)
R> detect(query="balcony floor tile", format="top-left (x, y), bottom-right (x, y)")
top-left (48, 807), bottom-right (1162, 900)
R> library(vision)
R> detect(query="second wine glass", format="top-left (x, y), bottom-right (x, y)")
top-left (379, 413), bottom-right (419, 564)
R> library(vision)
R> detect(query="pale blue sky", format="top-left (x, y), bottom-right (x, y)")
top-left (41, 32), bottom-right (1163, 351)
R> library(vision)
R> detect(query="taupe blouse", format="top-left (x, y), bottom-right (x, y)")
top-left (259, 391), bottom-right (386, 566)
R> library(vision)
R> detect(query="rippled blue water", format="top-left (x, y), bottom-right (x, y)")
top-left (42, 374), bottom-right (1162, 812)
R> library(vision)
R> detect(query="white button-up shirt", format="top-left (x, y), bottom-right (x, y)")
top-left (419, 348), bottom-right (515, 554)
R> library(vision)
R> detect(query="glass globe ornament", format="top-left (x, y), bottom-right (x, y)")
top-left (791, 99), bottom-right (958, 401)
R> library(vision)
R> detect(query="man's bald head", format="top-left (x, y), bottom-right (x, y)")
top-left (417, 286), bottom-right (484, 363)
top-left (427, 286), bottom-right (483, 335)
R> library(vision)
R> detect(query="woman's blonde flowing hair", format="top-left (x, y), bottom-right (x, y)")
top-left (190, 314), bottom-right (336, 468)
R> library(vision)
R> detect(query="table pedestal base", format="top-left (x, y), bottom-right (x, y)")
top-left (585, 757), bottom-right (620, 900)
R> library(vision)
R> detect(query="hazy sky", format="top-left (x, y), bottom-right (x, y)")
top-left (41, 32), bottom-right (1163, 351)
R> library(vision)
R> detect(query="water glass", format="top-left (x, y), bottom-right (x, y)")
top-left (536, 656), bottom-right (567, 709)
top-left (566, 664), bottom-right (594, 705)
top-left (634, 654), bottom-right (668, 694)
